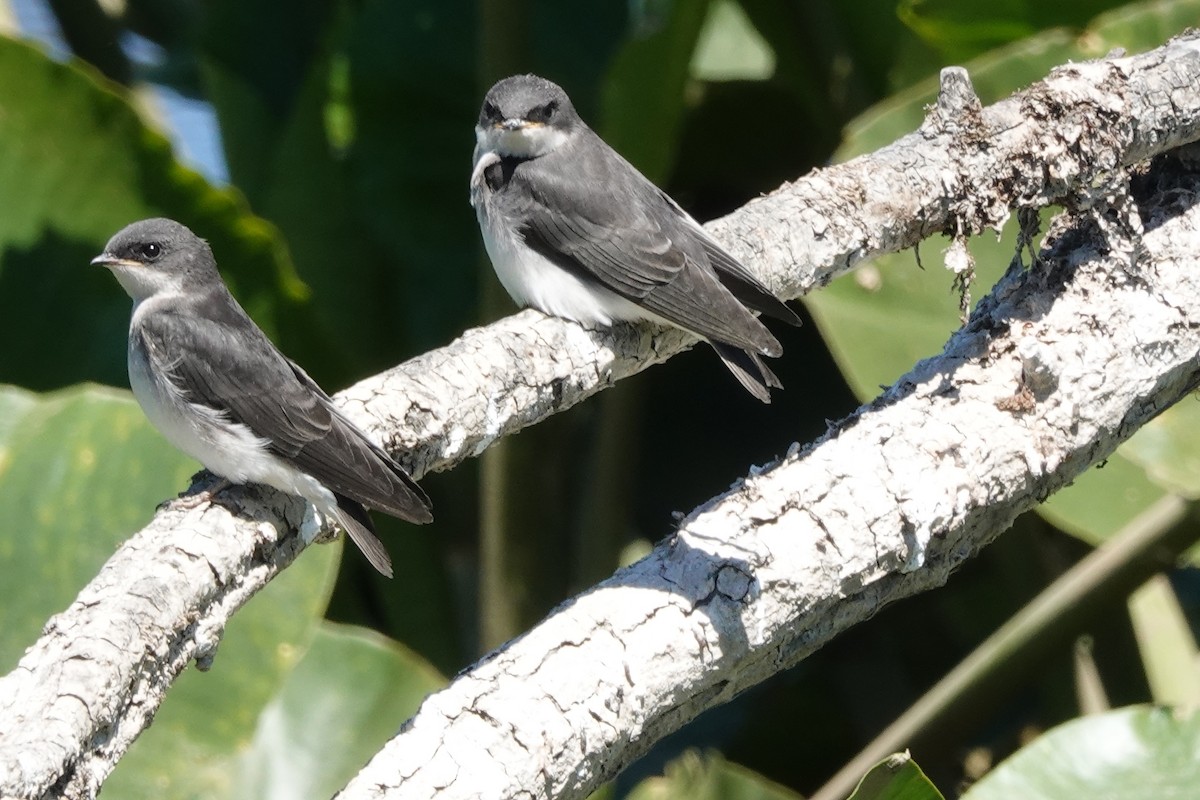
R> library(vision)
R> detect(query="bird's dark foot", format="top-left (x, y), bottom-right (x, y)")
top-left (311, 510), bottom-right (342, 545)
top-left (165, 478), bottom-right (233, 511)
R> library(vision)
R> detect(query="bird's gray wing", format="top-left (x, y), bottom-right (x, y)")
top-left (137, 290), bottom-right (431, 524)
top-left (653, 189), bottom-right (802, 326)
top-left (512, 143), bottom-right (780, 354)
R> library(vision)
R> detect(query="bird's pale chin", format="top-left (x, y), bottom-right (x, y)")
top-left (477, 122), bottom-right (568, 159)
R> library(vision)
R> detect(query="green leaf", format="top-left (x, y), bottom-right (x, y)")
top-left (330, 508), bottom-right (463, 674)
top-left (690, 0), bottom-right (775, 82)
top-left (234, 622), bottom-right (447, 799)
top-left (897, 0), bottom-right (1133, 63)
top-left (601, 0), bottom-right (712, 181)
top-left (0, 382), bottom-right (342, 798)
top-left (0, 383), bottom-right (198, 668)
top-left (0, 384), bottom-right (36, 444)
top-left (897, 0), bottom-right (1041, 61)
top-left (1120, 401), bottom-right (1200, 500)
top-left (626, 750), bottom-right (803, 800)
top-left (1089, 0), bottom-right (1200, 51)
top-left (1037, 453), bottom-right (1169, 547)
top-left (963, 706), bottom-right (1200, 799)
top-left (1128, 576), bottom-right (1200, 709)
top-left (198, 1), bottom-right (397, 386)
top-left (849, 752), bottom-right (946, 800)
top-left (804, 234), bottom-right (1010, 397)
top-left (0, 34), bottom-right (310, 391)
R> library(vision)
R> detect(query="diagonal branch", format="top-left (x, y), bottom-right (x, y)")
top-left (2, 32), bottom-right (1200, 800)
top-left (337, 152), bottom-right (1200, 799)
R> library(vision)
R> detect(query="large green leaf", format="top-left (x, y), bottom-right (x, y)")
top-left (1037, 452), bottom-right (1169, 545)
top-left (0, 383), bottom-right (198, 665)
top-left (0, 384), bottom-right (36, 444)
top-left (0, 383), bottom-right (341, 798)
top-left (0, 33), bottom-right (310, 391)
top-left (625, 750), bottom-right (803, 800)
top-left (963, 706), bottom-right (1200, 799)
top-left (235, 622), bottom-right (447, 799)
top-left (1120, 401), bottom-right (1200, 500)
top-left (602, 0), bottom-right (711, 182)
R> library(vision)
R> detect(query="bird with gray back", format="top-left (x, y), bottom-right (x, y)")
top-left (93, 218), bottom-right (432, 576)
top-left (470, 73), bottom-right (801, 402)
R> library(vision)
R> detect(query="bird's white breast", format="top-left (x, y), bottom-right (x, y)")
top-left (127, 310), bottom-right (337, 513)
top-left (472, 150), bottom-right (654, 328)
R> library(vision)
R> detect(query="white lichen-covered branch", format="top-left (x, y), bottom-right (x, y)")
top-left (2, 32), bottom-right (1200, 800)
top-left (338, 153), bottom-right (1200, 800)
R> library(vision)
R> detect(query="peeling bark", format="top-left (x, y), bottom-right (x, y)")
top-left (2, 33), bottom-right (1200, 800)
top-left (335, 154), bottom-right (1200, 799)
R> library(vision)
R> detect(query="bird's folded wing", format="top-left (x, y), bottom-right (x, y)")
top-left (138, 301), bottom-right (430, 522)
top-left (514, 158), bottom-right (780, 353)
top-left (283, 360), bottom-right (432, 521)
top-left (695, 236), bottom-right (802, 326)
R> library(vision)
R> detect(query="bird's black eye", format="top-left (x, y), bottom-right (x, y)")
top-left (482, 100), bottom-right (500, 122)
top-left (137, 242), bottom-right (161, 261)
top-left (527, 100), bottom-right (558, 124)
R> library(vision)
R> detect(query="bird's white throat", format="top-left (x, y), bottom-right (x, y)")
top-left (108, 261), bottom-right (184, 304)
top-left (475, 123), bottom-right (569, 159)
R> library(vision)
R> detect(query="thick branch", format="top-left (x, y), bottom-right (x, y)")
top-left (2, 33), bottom-right (1200, 799)
top-left (338, 156), bottom-right (1200, 799)
top-left (346, 34), bottom-right (1200, 477)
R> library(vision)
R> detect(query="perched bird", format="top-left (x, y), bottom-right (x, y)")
top-left (93, 218), bottom-right (431, 576)
top-left (470, 73), bottom-right (800, 402)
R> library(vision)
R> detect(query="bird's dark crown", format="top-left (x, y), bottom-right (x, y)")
top-left (479, 74), bottom-right (578, 130)
top-left (101, 217), bottom-right (213, 271)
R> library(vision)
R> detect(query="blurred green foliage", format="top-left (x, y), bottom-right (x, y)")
top-left (2, 0), bottom-right (1199, 797)
top-left (962, 706), bottom-right (1200, 799)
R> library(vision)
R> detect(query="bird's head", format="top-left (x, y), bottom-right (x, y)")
top-left (92, 218), bottom-right (217, 302)
top-left (475, 74), bottom-right (580, 159)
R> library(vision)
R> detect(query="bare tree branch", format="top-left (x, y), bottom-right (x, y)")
top-left (338, 151), bottom-right (1200, 799)
top-left (2, 32), bottom-right (1200, 800)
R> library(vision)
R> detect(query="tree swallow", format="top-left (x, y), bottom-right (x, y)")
top-left (92, 218), bottom-right (432, 577)
top-left (470, 73), bottom-right (800, 402)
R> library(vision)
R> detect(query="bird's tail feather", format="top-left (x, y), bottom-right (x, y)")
top-left (710, 342), bottom-right (783, 404)
top-left (699, 239), bottom-right (803, 327)
top-left (331, 496), bottom-right (394, 578)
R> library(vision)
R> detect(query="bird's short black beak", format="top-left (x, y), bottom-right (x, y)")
top-left (91, 254), bottom-right (134, 268)
top-left (500, 118), bottom-right (529, 131)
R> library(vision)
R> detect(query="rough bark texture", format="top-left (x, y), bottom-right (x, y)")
top-left (335, 155), bottom-right (1200, 799)
top-left (2, 32), bottom-right (1200, 800)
